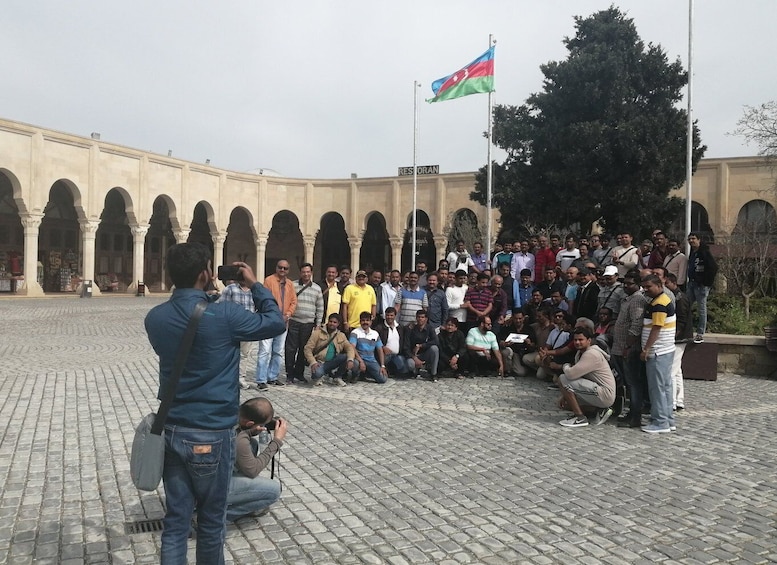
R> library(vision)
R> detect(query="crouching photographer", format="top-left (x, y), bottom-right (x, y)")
top-left (226, 398), bottom-right (287, 521)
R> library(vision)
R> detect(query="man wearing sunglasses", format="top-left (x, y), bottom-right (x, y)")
top-left (255, 260), bottom-right (297, 390)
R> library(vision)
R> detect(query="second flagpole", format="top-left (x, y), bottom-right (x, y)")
top-left (486, 34), bottom-right (495, 262)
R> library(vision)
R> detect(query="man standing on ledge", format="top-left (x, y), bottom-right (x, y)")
top-left (145, 243), bottom-right (284, 565)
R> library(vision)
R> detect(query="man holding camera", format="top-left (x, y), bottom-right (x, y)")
top-left (227, 397), bottom-right (287, 522)
top-left (145, 243), bottom-right (285, 564)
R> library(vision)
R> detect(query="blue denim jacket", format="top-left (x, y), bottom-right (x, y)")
top-left (145, 284), bottom-right (285, 429)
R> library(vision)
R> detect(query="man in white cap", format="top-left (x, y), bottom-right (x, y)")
top-left (598, 265), bottom-right (626, 319)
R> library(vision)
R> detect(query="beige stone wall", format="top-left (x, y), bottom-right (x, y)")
top-left (1, 115), bottom-right (776, 294)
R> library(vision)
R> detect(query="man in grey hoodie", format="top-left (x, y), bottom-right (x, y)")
top-left (557, 326), bottom-right (616, 428)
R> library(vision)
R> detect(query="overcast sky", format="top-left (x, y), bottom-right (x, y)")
top-left (3, 1), bottom-right (774, 180)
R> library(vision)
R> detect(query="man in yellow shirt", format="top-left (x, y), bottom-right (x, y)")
top-left (341, 270), bottom-right (377, 331)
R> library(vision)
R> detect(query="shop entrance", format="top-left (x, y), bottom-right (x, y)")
top-left (94, 188), bottom-right (133, 292)
top-left (0, 172), bottom-right (24, 292)
top-left (145, 196), bottom-right (176, 292)
top-left (39, 181), bottom-right (82, 293)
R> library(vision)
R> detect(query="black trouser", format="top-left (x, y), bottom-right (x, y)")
top-left (439, 350), bottom-right (469, 376)
top-left (466, 352), bottom-right (501, 375)
top-left (285, 320), bottom-right (315, 380)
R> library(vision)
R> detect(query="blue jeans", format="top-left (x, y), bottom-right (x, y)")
top-left (645, 351), bottom-right (676, 429)
top-left (256, 330), bottom-right (287, 384)
top-left (226, 474), bottom-right (280, 522)
top-left (350, 358), bottom-right (387, 383)
top-left (161, 425), bottom-right (236, 565)
top-left (311, 353), bottom-right (349, 380)
top-left (384, 353), bottom-right (413, 376)
top-left (687, 281), bottom-right (710, 335)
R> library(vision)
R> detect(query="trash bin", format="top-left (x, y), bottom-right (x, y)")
top-left (136, 281), bottom-right (145, 297)
top-left (81, 280), bottom-right (93, 298)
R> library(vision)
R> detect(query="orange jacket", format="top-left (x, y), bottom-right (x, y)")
top-left (263, 275), bottom-right (297, 319)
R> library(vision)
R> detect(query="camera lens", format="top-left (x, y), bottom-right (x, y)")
top-left (265, 418), bottom-right (278, 431)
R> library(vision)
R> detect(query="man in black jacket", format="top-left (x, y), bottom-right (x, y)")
top-left (372, 307), bottom-right (412, 377)
top-left (573, 266), bottom-right (600, 322)
top-left (403, 309), bottom-right (440, 381)
top-left (438, 317), bottom-right (468, 378)
top-left (687, 232), bottom-right (718, 343)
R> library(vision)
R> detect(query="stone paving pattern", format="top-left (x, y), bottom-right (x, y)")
top-left (0, 296), bottom-right (776, 564)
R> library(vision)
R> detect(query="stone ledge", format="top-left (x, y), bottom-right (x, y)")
top-left (703, 333), bottom-right (766, 346)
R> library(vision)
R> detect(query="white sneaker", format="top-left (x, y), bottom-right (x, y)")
top-left (559, 414), bottom-right (589, 427)
top-left (239, 378), bottom-right (252, 390)
top-left (333, 377), bottom-right (347, 387)
top-left (594, 407), bottom-right (613, 426)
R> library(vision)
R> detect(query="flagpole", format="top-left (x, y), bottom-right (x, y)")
top-left (684, 0), bottom-right (694, 253)
top-left (413, 80), bottom-right (420, 271)
top-left (486, 34), bottom-right (495, 262)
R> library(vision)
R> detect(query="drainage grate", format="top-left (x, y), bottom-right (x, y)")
top-left (125, 518), bottom-right (164, 535)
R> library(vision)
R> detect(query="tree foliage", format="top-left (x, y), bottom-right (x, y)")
top-left (734, 101), bottom-right (777, 188)
top-left (472, 7), bottom-right (705, 239)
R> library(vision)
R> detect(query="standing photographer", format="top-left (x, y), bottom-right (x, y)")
top-left (226, 398), bottom-right (287, 521)
top-left (145, 243), bottom-right (284, 564)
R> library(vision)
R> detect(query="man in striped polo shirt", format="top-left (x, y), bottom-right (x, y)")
top-left (286, 262), bottom-right (324, 384)
top-left (639, 274), bottom-right (677, 434)
top-left (395, 271), bottom-right (428, 327)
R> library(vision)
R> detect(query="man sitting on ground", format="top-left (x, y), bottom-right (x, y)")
top-left (465, 315), bottom-right (505, 377)
top-left (403, 309), bottom-right (440, 381)
top-left (373, 307), bottom-right (413, 377)
top-left (557, 327), bottom-right (616, 428)
top-left (227, 397), bottom-right (287, 521)
top-left (498, 309), bottom-right (536, 377)
top-left (438, 317), bottom-right (468, 378)
top-left (304, 313), bottom-right (355, 387)
top-left (348, 311), bottom-right (389, 384)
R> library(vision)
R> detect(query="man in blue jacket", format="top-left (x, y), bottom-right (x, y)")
top-left (145, 243), bottom-right (285, 565)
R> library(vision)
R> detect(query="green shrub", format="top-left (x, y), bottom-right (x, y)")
top-left (706, 294), bottom-right (777, 335)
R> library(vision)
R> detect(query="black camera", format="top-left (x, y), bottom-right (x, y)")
top-left (217, 265), bottom-right (243, 282)
top-left (264, 417), bottom-right (280, 431)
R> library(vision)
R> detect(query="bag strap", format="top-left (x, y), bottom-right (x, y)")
top-left (296, 281), bottom-right (312, 297)
top-left (313, 330), bottom-right (339, 355)
top-left (151, 301), bottom-right (207, 435)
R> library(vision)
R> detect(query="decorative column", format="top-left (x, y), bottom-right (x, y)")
top-left (79, 220), bottom-right (101, 296)
top-left (348, 236), bottom-right (362, 272)
top-left (389, 236), bottom-right (403, 272)
top-left (256, 235), bottom-right (268, 281)
top-left (303, 236), bottom-right (316, 265)
top-left (18, 214), bottom-right (44, 296)
top-left (212, 231), bottom-right (226, 270)
top-left (433, 236), bottom-right (449, 267)
top-left (173, 228), bottom-right (190, 244)
top-left (128, 225), bottom-right (149, 293)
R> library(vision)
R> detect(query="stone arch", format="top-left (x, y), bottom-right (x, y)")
top-left (39, 181), bottom-right (83, 292)
top-left (671, 201), bottom-right (714, 243)
top-left (360, 211), bottom-right (390, 274)
top-left (266, 210), bottom-right (304, 279)
top-left (225, 206), bottom-right (257, 271)
top-left (447, 208), bottom-right (483, 254)
top-left (0, 170), bottom-right (24, 283)
top-left (103, 185), bottom-right (137, 226)
top-left (188, 201), bottom-right (216, 260)
top-left (144, 195), bottom-right (177, 292)
top-left (402, 209), bottom-right (436, 272)
top-left (735, 199), bottom-right (777, 237)
top-left (0, 168), bottom-right (28, 215)
top-left (313, 212), bottom-right (350, 280)
top-left (94, 188), bottom-right (133, 291)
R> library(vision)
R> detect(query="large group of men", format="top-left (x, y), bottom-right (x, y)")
top-left (148, 230), bottom-right (719, 561)
top-left (218, 230), bottom-right (717, 432)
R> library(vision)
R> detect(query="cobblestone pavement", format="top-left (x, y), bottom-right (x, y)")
top-left (1, 296), bottom-right (776, 564)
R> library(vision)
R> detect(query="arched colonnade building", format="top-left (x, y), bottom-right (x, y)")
top-left (0, 117), bottom-right (775, 296)
top-left (0, 118), bottom-right (496, 296)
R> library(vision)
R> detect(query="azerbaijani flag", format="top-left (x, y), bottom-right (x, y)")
top-left (427, 46), bottom-right (495, 103)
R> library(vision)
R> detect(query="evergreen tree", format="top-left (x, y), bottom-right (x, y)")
top-left (472, 7), bottom-right (705, 238)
